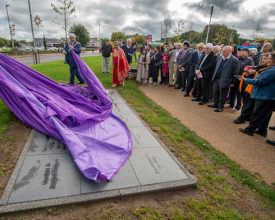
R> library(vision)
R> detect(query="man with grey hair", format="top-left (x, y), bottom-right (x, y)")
top-left (184, 42), bottom-right (204, 96)
top-left (192, 43), bottom-right (216, 104)
top-left (209, 46), bottom-right (239, 112)
top-left (122, 38), bottom-right (134, 66)
top-left (63, 33), bottom-right (84, 85)
top-left (213, 45), bottom-right (221, 57)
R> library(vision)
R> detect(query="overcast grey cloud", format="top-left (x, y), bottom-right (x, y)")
top-left (0, 0), bottom-right (274, 41)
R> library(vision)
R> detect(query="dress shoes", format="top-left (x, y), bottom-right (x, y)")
top-left (199, 101), bottom-right (207, 105)
top-left (266, 139), bottom-right (275, 146)
top-left (254, 130), bottom-right (267, 137)
top-left (174, 86), bottom-right (181, 89)
top-left (183, 93), bottom-right (189, 97)
top-left (233, 118), bottom-right (245, 124)
top-left (214, 108), bottom-right (223, 112)
top-left (239, 128), bottom-right (253, 136)
top-left (191, 98), bottom-right (201, 102)
top-left (269, 126), bottom-right (275, 131)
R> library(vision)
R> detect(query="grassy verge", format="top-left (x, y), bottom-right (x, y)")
top-left (0, 55), bottom-right (274, 219)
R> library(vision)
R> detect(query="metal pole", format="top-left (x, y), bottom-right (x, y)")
top-left (5, 5), bottom-right (14, 49)
top-left (205, 5), bottom-right (214, 44)
top-left (98, 22), bottom-right (101, 40)
top-left (27, 0), bottom-right (38, 64)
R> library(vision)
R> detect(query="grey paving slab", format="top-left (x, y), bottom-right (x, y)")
top-left (80, 161), bottom-right (140, 193)
top-left (130, 148), bottom-right (189, 185)
top-left (0, 89), bottom-right (196, 214)
top-left (8, 153), bottom-right (80, 203)
top-left (27, 132), bottom-right (67, 155)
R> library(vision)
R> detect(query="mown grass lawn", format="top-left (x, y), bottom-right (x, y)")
top-left (0, 55), bottom-right (275, 219)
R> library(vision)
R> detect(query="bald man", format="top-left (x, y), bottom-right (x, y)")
top-left (209, 46), bottom-right (239, 112)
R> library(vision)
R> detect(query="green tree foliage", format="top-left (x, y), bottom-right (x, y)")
top-left (179, 31), bottom-right (203, 44)
top-left (69, 24), bottom-right (90, 46)
top-left (202, 24), bottom-right (240, 45)
top-left (0, 37), bottom-right (9, 47)
top-left (272, 39), bottom-right (275, 50)
top-left (111, 32), bottom-right (126, 42)
top-left (133, 33), bottom-right (145, 44)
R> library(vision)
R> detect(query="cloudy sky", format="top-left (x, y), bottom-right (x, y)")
top-left (0, 0), bottom-right (275, 41)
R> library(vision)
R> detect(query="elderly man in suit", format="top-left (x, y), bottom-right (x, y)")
top-left (176, 41), bottom-right (193, 91)
top-left (63, 33), bottom-right (84, 85)
top-left (184, 42), bottom-right (205, 97)
top-left (192, 43), bottom-right (216, 104)
top-left (208, 46), bottom-right (239, 112)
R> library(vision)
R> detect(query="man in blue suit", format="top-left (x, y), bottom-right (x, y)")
top-left (63, 33), bottom-right (84, 85)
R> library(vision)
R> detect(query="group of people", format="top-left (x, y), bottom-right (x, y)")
top-left (104, 38), bottom-right (275, 146)
top-left (63, 33), bottom-right (275, 146)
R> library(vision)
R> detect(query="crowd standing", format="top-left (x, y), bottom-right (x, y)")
top-left (98, 38), bottom-right (275, 147)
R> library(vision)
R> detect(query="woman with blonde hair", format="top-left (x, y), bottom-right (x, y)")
top-left (112, 41), bottom-right (130, 87)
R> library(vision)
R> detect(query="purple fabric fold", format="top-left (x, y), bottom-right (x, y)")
top-left (0, 52), bottom-right (132, 183)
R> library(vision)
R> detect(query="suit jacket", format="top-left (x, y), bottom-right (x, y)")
top-left (64, 41), bottom-right (81, 67)
top-left (177, 48), bottom-right (193, 71)
top-left (212, 55), bottom-right (240, 88)
top-left (198, 51), bottom-right (216, 80)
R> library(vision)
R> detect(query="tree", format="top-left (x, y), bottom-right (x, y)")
top-left (179, 31), bottom-right (203, 44)
top-left (51, 0), bottom-right (76, 41)
top-left (111, 32), bottom-right (126, 42)
top-left (133, 33), bottom-right (145, 44)
top-left (272, 39), bottom-right (275, 50)
top-left (162, 16), bottom-right (172, 42)
top-left (0, 37), bottom-right (9, 47)
top-left (202, 24), bottom-right (240, 45)
top-left (43, 37), bottom-right (47, 50)
top-left (69, 24), bottom-right (90, 46)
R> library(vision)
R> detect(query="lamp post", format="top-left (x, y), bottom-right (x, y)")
top-left (205, 5), bottom-right (214, 44)
top-left (27, 0), bottom-right (39, 64)
top-left (5, 4), bottom-right (14, 49)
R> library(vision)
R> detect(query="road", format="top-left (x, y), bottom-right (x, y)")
top-left (14, 51), bottom-right (100, 65)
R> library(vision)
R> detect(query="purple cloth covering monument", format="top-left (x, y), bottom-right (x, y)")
top-left (0, 52), bottom-right (132, 183)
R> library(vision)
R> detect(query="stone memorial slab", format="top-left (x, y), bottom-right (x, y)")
top-left (0, 90), bottom-right (196, 214)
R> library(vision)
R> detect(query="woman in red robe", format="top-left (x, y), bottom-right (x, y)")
top-left (112, 42), bottom-right (130, 87)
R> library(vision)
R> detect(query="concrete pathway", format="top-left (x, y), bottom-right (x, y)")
top-left (140, 85), bottom-right (275, 185)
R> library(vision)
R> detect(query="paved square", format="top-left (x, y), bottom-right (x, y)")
top-left (0, 90), bottom-right (196, 214)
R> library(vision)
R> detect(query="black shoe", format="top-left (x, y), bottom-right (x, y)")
top-left (254, 130), bottom-right (267, 137)
top-left (214, 108), bottom-right (223, 112)
top-left (199, 101), bottom-right (207, 105)
top-left (184, 93), bottom-right (189, 97)
top-left (266, 139), bottom-right (275, 146)
top-left (239, 128), bottom-right (254, 136)
top-left (269, 126), bottom-right (275, 131)
top-left (191, 98), bottom-right (201, 102)
top-left (78, 81), bottom-right (85, 84)
top-left (233, 118), bottom-right (245, 124)
top-left (174, 86), bottom-right (181, 89)
top-left (208, 104), bottom-right (218, 108)
top-left (181, 88), bottom-right (185, 91)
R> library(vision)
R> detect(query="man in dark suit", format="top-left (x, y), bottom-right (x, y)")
top-left (208, 46), bottom-right (239, 112)
top-left (63, 33), bottom-right (84, 85)
top-left (193, 43), bottom-right (216, 104)
top-left (184, 43), bottom-right (205, 97)
top-left (176, 41), bottom-right (193, 91)
top-left (122, 38), bottom-right (134, 65)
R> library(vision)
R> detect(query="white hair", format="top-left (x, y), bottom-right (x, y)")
top-left (205, 43), bottom-right (214, 49)
top-left (69, 33), bottom-right (76, 38)
top-left (213, 45), bottom-right (221, 53)
top-left (249, 48), bottom-right (258, 55)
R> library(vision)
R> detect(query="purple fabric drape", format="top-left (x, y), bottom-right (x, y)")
top-left (0, 52), bottom-right (132, 183)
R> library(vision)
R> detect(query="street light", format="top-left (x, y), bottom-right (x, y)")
top-left (5, 4), bottom-right (14, 49)
top-left (205, 5), bottom-right (214, 44)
